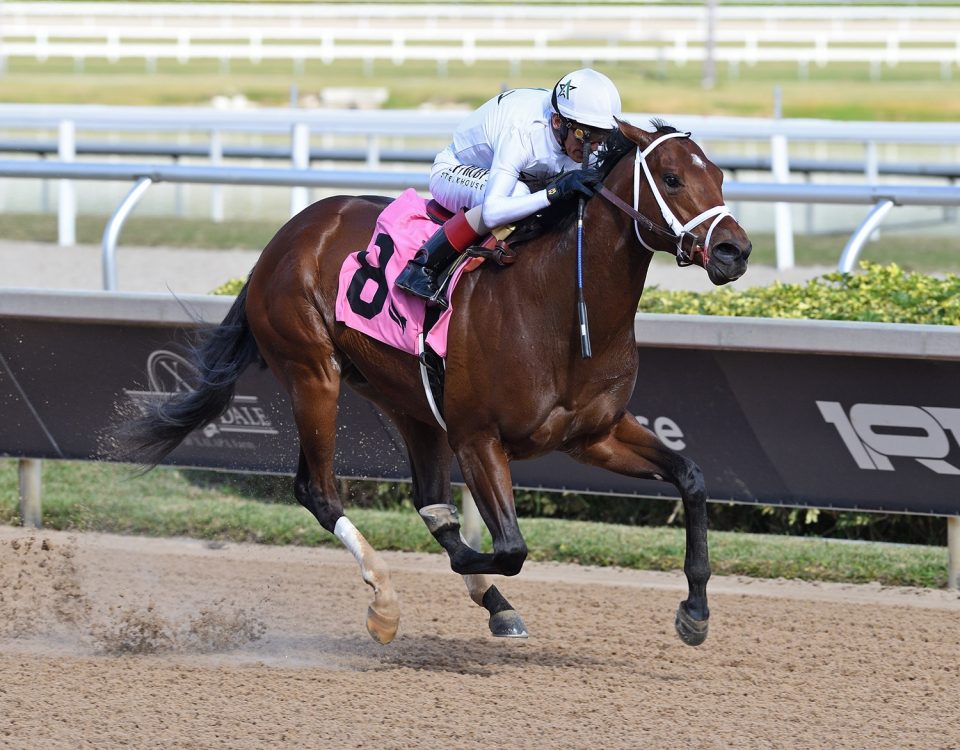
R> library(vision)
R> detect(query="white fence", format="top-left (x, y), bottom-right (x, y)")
top-left (2, 104), bottom-right (960, 270)
top-left (2, 158), bottom-right (959, 291)
top-left (4, 26), bottom-right (960, 69)
top-left (3, 2), bottom-right (960, 74)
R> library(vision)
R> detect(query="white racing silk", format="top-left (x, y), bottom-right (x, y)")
top-left (429, 88), bottom-right (586, 228)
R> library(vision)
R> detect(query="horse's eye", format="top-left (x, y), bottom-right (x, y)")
top-left (664, 174), bottom-right (682, 189)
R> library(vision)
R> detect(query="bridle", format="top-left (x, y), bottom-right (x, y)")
top-left (596, 131), bottom-right (737, 267)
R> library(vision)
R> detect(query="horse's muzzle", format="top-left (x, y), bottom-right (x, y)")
top-left (706, 240), bottom-right (752, 286)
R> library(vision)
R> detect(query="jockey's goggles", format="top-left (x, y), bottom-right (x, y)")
top-left (565, 120), bottom-right (612, 145)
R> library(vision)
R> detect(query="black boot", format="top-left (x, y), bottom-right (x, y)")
top-left (395, 210), bottom-right (480, 307)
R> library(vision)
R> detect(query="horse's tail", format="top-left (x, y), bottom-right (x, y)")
top-left (117, 282), bottom-right (262, 468)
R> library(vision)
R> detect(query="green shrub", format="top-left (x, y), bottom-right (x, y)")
top-left (639, 262), bottom-right (960, 326)
top-left (212, 278), bottom-right (246, 296)
top-left (216, 263), bottom-right (960, 326)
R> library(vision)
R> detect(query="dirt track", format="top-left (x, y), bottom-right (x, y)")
top-left (1, 526), bottom-right (958, 749)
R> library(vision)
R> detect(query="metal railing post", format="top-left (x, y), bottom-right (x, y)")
top-left (771, 89), bottom-right (794, 270)
top-left (949, 516), bottom-right (960, 591)
top-left (57, 119), bottom-right (76, 246)
top-left (290, 122), bottom-right (310, 217)
top-left (838, 198), bottom-right (895, 273)
top-left (366, 134), bottom-right (381, 169)
top-left (771, 132), bottom-right (794, 270)
top-left (101, 177), bottom-right (154, 290)
top-left (18, 458), bottom-right (43, 529)
top-left (210, 129), bottom-right (224, 223)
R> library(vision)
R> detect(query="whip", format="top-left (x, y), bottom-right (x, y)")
top-left (576, 144), bottom-right (592, 359)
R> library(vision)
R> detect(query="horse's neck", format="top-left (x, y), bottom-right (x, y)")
top-left (582, 198), bottom-right (653, 346)
top-left (586, 146), bottom-right (661, 322)
top-left (505, 184), bottom-right (652, 359)
top-left (567, 150), bottom-right (653, 344)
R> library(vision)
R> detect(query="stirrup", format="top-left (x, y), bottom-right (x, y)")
top-left (395, 263), bottom-right (439, 301)
top-left (427, 252), bottom-right (471, 309)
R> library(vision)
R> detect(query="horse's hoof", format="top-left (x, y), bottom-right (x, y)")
top-left (674, 604), bottom-right (709, 647)
top-left (366, 605), bottom-right (400, 645)
top-left (489, 609), bottom-right (528, 638)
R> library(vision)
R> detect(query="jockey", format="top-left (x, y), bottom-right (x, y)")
top-left (395, 68), bottom-right (622, 304)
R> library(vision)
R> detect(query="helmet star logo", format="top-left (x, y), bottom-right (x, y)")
top-left (556, 79), bottom-right (577, 100)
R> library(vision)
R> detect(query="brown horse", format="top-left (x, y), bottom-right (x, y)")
top-left (122, 119), bottom-right (751, 647)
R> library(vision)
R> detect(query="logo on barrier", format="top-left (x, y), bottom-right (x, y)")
top-left (125, 350), bottom-right (279, 450)
top-left (635, 414), bottom-right (686, 450)
top-left (817, 401), bottom-right (960, 475)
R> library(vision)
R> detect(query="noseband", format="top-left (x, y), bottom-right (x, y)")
top-left (597, 131), bottom-right (736, 267)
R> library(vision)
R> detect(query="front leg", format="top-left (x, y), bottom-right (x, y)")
top-left (453, 436), bottom-right (528, 577)
top-left (390, 413), bottom-right (527, 638)
top-left (570, 412), bottom-right (710, 646)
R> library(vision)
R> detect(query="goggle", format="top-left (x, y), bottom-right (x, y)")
top-left (565, 121), bottom-right (612, 145)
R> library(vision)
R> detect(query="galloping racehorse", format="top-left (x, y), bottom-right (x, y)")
top-left (122, 119), bottom-right (751, 647)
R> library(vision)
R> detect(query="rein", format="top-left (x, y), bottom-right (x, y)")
top-left (597, 131), bottom-right (735, 267)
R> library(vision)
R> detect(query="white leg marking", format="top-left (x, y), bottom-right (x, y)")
top-left (334, 516), bottom-right (365, 562)
top-left (334, 516), bottom-right (400, 644)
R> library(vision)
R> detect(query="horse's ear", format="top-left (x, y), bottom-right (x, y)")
top-left (615, 118), bottom-right (654, 150)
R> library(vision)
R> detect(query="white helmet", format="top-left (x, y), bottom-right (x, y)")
top-left (551, 68), bottom-right (622, 130)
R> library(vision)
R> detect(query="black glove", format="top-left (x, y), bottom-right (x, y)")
top-left (545, 168), bottom-right (602, 204)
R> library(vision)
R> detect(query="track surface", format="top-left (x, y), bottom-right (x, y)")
top-left (1, 526), bottom-right (958, 749)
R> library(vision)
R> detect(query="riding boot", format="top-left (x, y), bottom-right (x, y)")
top-left (395, 209), bottom-right (481, 306)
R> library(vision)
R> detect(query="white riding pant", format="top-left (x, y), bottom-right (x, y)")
top-left (430, 150), bottom-right (531, 216)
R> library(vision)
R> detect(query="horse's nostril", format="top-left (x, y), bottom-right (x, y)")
top-left (713, 241), bottom-right (751, 263)
top-left (713, 243), bottom-right (738, 262)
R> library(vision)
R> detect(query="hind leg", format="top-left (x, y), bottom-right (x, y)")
top-left (390, 414), bottom-right (527, 638)
top-left (242, 194), bottom-right (405, 643)
top-left (289, 376), bottom-right (400, 645)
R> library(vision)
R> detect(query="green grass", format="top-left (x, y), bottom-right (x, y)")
top-left (0, 56), bottom-right (958, 121)
top-left (0, 458), bottom-right (949, 588)
top-left (0, 212), bottom-right (279, 251)
top-left (744, 230), bottom-right (960, 273)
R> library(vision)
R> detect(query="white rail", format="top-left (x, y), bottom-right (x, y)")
top-left (6, 2), bottom-right (960, 23)
top-left (3, 34), bottom-right (959, 69)
top-left (2, 159), bottom-right (959, 291)
top-left (4, 104), bottom-right (960, 143)
top-left (3, 104), bottom-right (960, 269)
top-left (3, 3), bottom-right (960, 71)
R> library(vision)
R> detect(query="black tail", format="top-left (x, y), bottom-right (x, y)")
top-left (117, 283), bottom-right (261, 468)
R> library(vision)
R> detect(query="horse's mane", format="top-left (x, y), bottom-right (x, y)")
top-left (594, 118), bottom-right (681, 179)
top-left (510, 119), bottom-right (681, 243)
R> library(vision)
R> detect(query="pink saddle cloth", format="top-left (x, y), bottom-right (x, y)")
top-left (335, 188), bottom-right (477, 359)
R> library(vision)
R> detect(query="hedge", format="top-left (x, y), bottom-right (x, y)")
top-left (215, 262), bottom-right (960, 326)
top-left (638, 262), bottom-right (960, 326)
